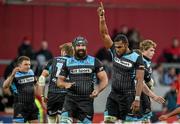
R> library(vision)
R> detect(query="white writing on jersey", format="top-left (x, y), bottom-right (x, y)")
top-left (18, 77), bottom-right (35, 84)
top-left (114, 57), bottom-right (133, 68)
top-left (70, 68), bottom-right (92, 74)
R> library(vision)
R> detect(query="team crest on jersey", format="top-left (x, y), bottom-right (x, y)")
top-left (18, 77), bottom-right (35, 84)
top-left (52, 78), bottom-right (57, 82)
top-left (70, 68), bottom-right (92, 74)
top-left (146, 63), bottom-right (151, 68)
top-left (57, 58), bottom-right (65, 63)
top-left (69, 59), bottom-right (76, 64)
top-left (149, 68), bottom-right (152, 73)
top-left (114, 57), bottom-right (132, 67)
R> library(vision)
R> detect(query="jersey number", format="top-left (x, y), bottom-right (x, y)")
top-left (56, 63), bottom-right (63, 77)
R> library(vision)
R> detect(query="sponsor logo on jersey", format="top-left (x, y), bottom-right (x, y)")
top-left (70, 68), bottom-right (92, 74)
top-left (114, 57), bottom-right (132, 67)
top-left (18, 77), bottom-right (35, 84)
top-left (57, 58), bottom-right (66, 63)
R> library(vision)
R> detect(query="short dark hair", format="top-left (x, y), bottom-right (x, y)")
top-left (72, 36), bottom-right (88, 47)
top-left (114, 34), bottom-right (128, 44)
top-left (17, 56), bottom-right (30, 65)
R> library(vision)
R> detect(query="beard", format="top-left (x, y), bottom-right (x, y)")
top-left (75, 49), bottom-right (87, 59)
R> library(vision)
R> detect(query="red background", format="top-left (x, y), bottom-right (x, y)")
top-left (0, 1), bottom-right (180, 64)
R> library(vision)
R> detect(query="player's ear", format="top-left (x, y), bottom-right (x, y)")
top-left (14, 62), bottom-right (18, 67)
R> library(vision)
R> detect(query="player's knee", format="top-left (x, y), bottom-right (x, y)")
top-left (82, 117), bottom-right (92, 124)
top-left (60, 116), bottom-right (73, 124)
top-left (60, 112), bottom-right (72, 124)
top-left (104, 116), bottom-right (117, 123)
top-left (141, 112), bottom-right (152, 123)
top-left (76, 117), bottom-right (92, 124)
top-left (48, 115), bottom-right (58, 123)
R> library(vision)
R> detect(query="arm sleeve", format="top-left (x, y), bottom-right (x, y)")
top-left (44, 59), bottom-right (53, 71)
top-left (94, 58), bottom-right (104, 73)
top-left (59, 61), bottom-right (68, 77)
top-left (135, 55), bottom-right (145, 70)
top-left (108, 44), bottom-right (115, 59)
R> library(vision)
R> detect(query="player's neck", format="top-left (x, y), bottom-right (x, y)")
top-left (75, 55), bottom-right (87, 60)
top-left (125, 48), bottom-right (131, 54)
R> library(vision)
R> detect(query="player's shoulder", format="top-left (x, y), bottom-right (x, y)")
top-left (87, 55), bottom-right (97, 62)
top-left (15, 69), bottom-right (34, 77)
top-left (54, 56), bottom-right (71, 60)
top-left (87, 55), bottom-right (95, 59)
top-left (132, 49), bottom-right (142, 56)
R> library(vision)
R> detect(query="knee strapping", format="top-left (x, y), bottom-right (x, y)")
top-left (48, 115), bottom-right (58, 123)
top-left (104, 116), bottom-right (117, 123)
top-left (60, 116), bottom-right (73, 124)
top-left (83, 117), bottom-right (92, 124)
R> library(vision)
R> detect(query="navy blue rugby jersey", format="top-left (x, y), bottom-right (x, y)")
top-left (11, 69), bottom-right (36, 103)
top-left (60, 55), bottom-right (104, 96)
top-left (44, 56), bottom-right (70, 93)
top-left (109, 45), bottom-right (144, 94)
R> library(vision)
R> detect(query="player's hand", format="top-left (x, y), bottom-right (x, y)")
top-left (11, 67), bottom-right (20, 76)
top-left (159, 115), bottom-right (169, 121)
top-left (42, 96), bottom-right (48, 103)
top-left (64, 82), bottom-right (75, 89)
top-left (97, 2), bottom-right (105, 17)
top-left (41, 96), bottom-right (48, 109)
top-left (90, 89), bottom-right (99, 98)
top-left (152, 95), bottom-right (165, 104)
top-left (131, 100), bottom-right (140, 113)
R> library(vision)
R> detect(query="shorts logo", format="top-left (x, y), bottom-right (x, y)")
top-left (114, 57), bottom-right (132, 67)
top-left (70, 68), bottom-right (92, 74)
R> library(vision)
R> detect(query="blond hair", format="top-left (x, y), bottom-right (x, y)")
top-left (59, 43), bottom-right (74, 56)
top-left (139, 39), bottom-right (156, 52)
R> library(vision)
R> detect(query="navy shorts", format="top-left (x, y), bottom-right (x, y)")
top-left (47, 93), bottom-right (66, 116)
top-left (61, 94), bottom-right (94, 121)
top-left (13, 103), bottom-right (38, 123)
top-left (105, 91), bottom-right (135, 120)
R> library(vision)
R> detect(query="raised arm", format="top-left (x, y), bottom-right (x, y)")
top-left (3, 67), bottom-right (20, 90)
top-left (97, 2), bottom-right (113, 48)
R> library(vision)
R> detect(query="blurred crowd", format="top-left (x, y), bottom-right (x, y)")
top-left (0, 36), bottom-right (53, 112)
top-left (1, 25), bottom-right (180, 122)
